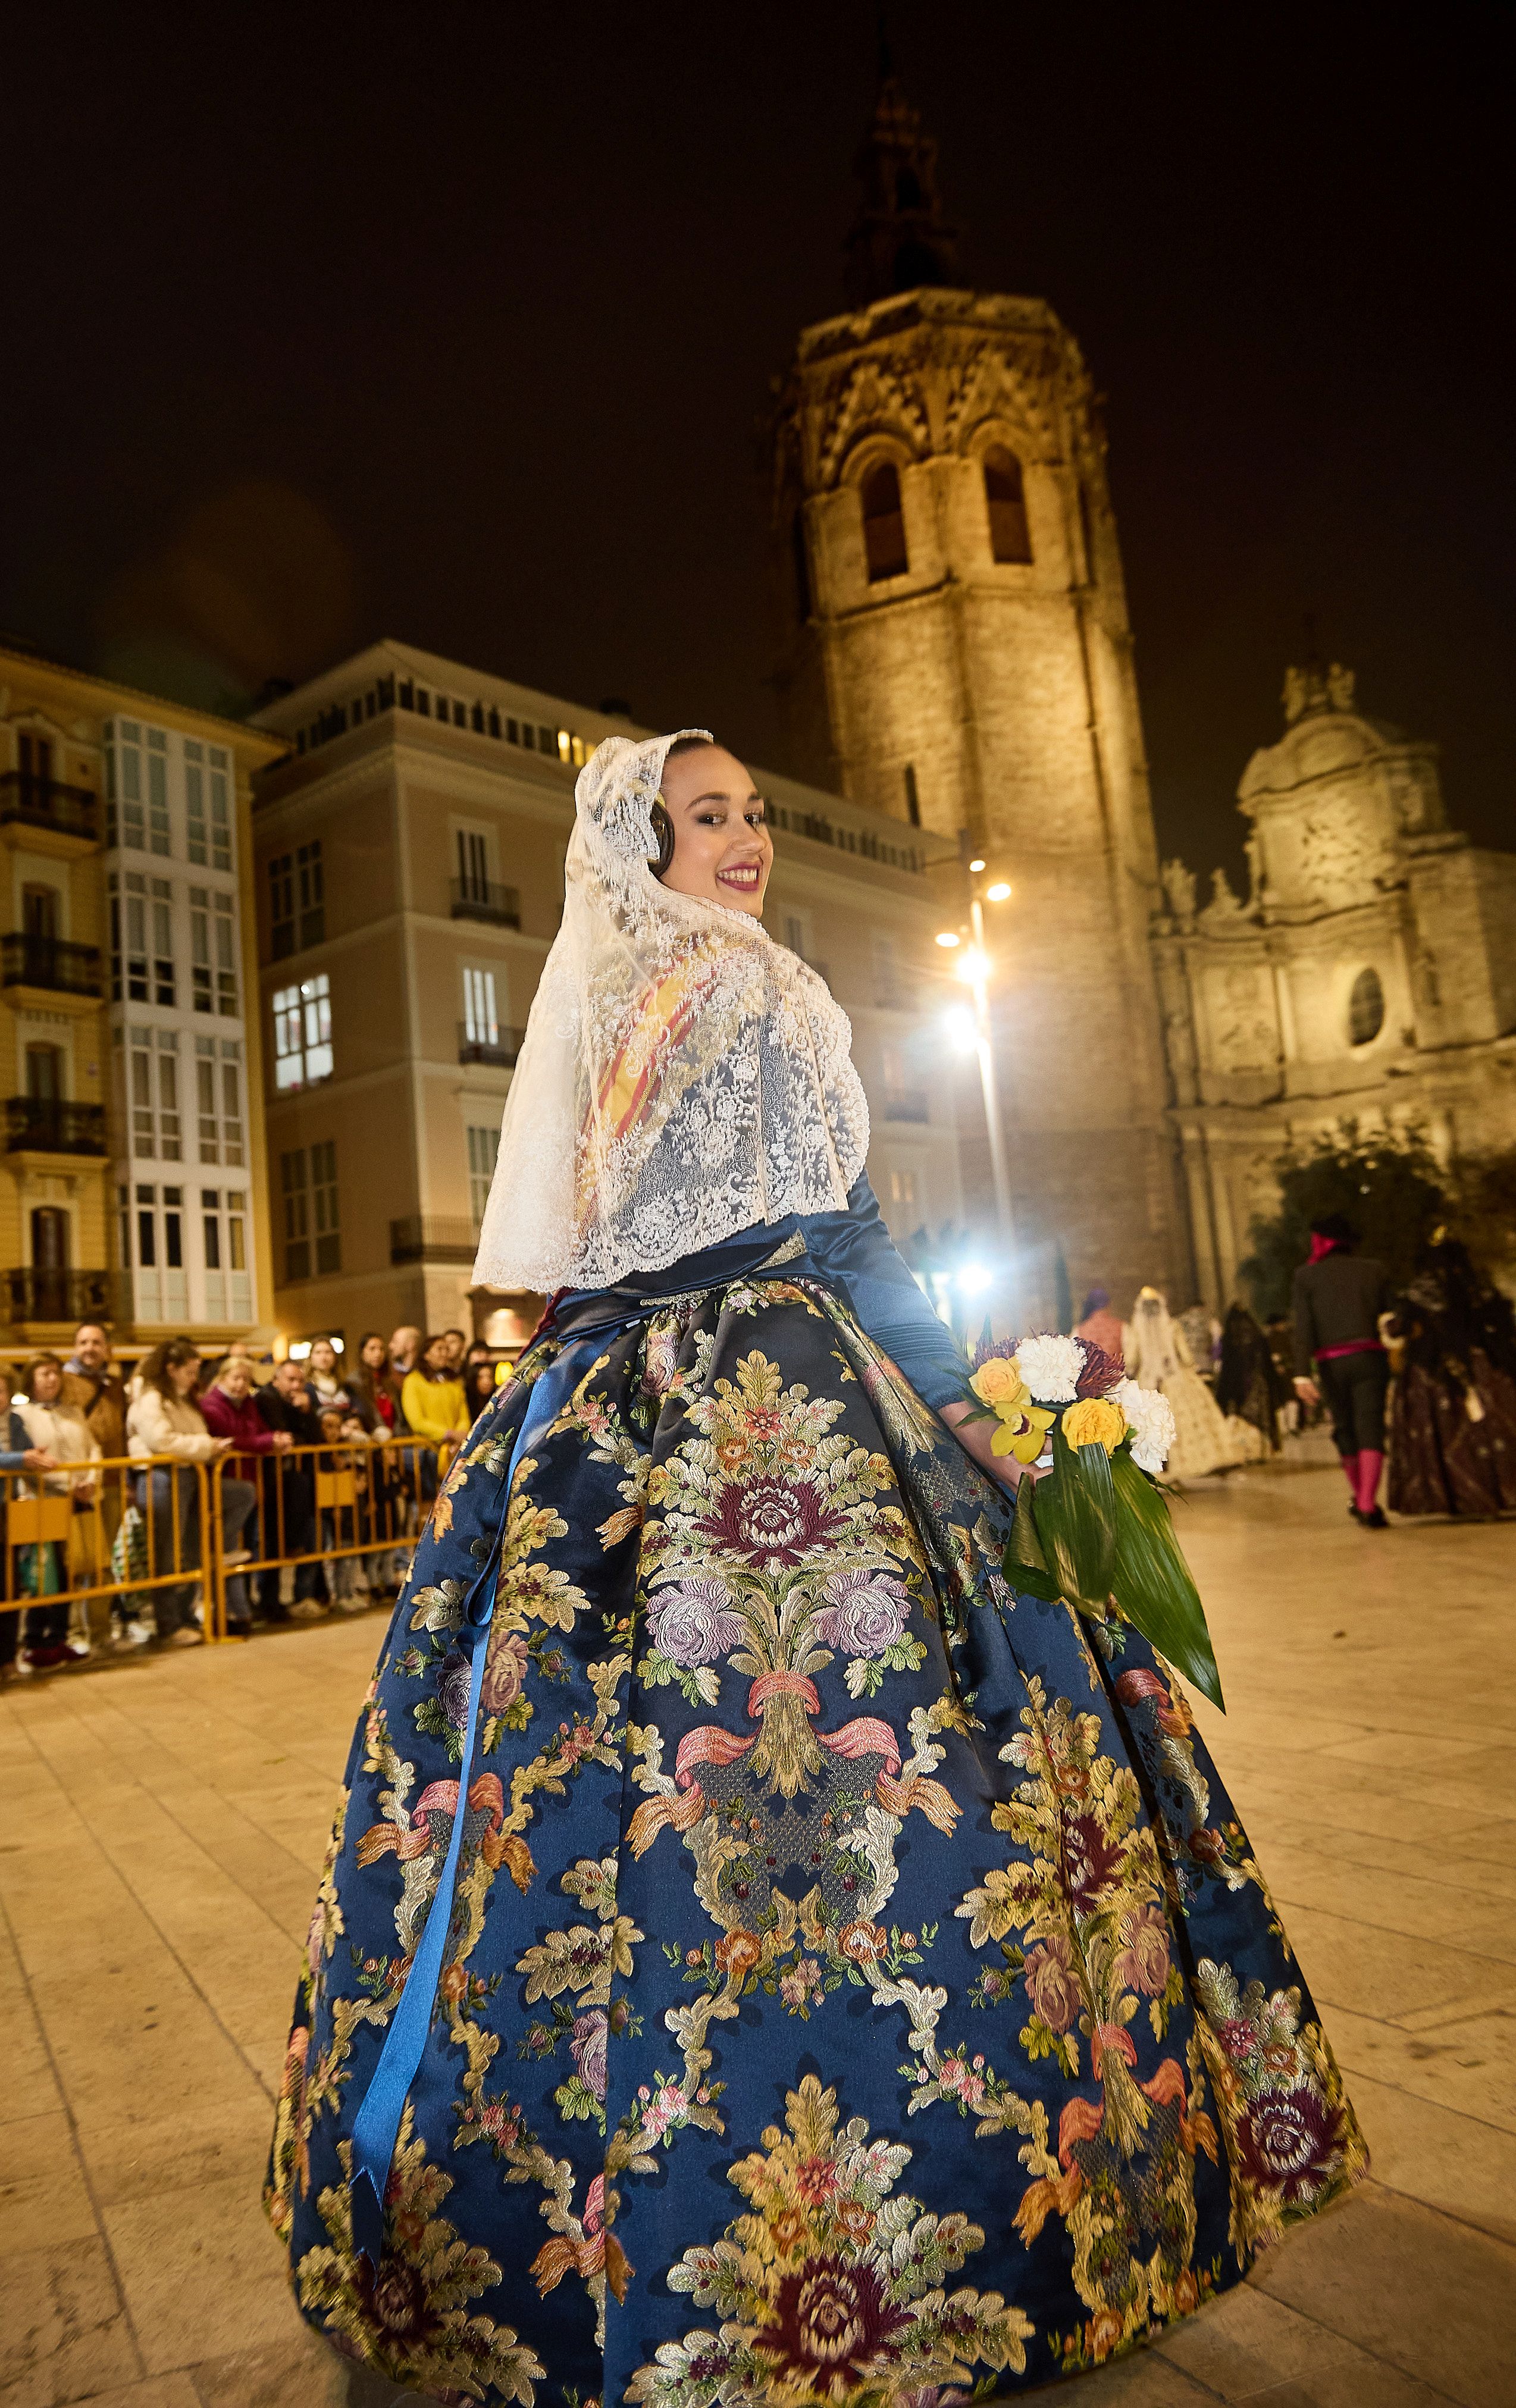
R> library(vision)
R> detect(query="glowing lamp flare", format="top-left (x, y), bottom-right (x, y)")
top-left (986, 881), bottom-right (1012, 902)
top-left (934, 930), bottom-right (961, 948)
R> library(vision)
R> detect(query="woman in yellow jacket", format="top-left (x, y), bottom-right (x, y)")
top-left (399, 1334), bottom-right (469, 1454)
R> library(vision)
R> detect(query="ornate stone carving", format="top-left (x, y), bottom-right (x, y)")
top-left (1199, 866), bottom-right (1250, 928)
top-left (1160, 858), bottom-right (1197, 929)
top-left (1208, 964), bottom-right (1279, 1073)
top-left (939, 343), bottom-right (1056, 457)
top-left (816, 358), bottom-right (931, 485)
top-left (1296, 810), bottom-right (1394, 907)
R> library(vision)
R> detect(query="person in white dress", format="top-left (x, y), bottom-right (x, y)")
top-left (1122, 1286), bottom-right (1244, 1478)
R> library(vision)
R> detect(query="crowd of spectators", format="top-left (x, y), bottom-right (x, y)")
top-left (0, 1318), bottom-right (511, 1682)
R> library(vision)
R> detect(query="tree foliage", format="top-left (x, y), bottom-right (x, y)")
top-left (1238, 1124), bottom-right (1450, 1318)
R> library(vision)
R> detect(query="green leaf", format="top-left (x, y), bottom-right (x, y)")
top-left (1002, 1557), bottom-right (1063, 1603)
top-left (1030, 1419), bottom-right (1117, 1611)
top-left (1009, 1469), bottom-right (1047, 1570)
top-left (1107, 1448), bottom-right (1225, 1711)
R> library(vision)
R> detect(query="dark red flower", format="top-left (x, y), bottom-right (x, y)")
top-left (357, 2253), bottom-right (438, 2351)
top-left (1236, 2084), bottom-right (1345, 2205)
top-left (698, 1475), bottom-right (848, 1568)
top-left (1075, 1340), bottom-right (1124, 1395)
top-left (1061, 1811), bottom-right (1124, 1914)
top-left (759, 2254), bottom-right (910, 2391)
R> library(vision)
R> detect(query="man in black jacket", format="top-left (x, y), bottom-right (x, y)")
top-left (1292, 1214), bottom-right (1390, 1527)
top-left (255, 1360), bottom-right (330, 1615)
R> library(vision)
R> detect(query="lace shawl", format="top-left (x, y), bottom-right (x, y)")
top-left (472, 730), bottom-right (869, 1292)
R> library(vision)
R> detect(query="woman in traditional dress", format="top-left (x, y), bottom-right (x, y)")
top-left (1121, 1288), bottom-right (1242, 1481)
top-left (1215, 1302), bottom-right (1289, 1462)
top-left (266, 732), bottom-right (1365, 2404)
top-left (1073, 1283), bottom-right (1125, 1364)
top-left (1386, 1234), bottom-right (1516, 1517)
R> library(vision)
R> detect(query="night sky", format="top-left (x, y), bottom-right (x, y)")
top-left (5, 3), bottom-right (1509, 887)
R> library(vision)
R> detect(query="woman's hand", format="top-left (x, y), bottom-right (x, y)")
top-left (940, 1401), bottom-right (1046, 1493)
top-left (23, 1447), bottom-right (58, 1474)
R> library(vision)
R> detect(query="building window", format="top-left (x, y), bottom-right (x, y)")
top-left (150, 877), bottom-right (174, 1004)
top-left (127, 1027), bottom-right (181, 1160)
top-left (903, 764), bottom-right (920, 828)
top-left (463, 966), bottom-right (499, 1046)
top-left (280, 1143), bottom-right (339, 1281)
top-left (190, 887), bottom-right (238, 1014)
top-left (861, 462), bottom-right (908, 581)
top-left (888, 1167), bottom-right (919, 1207)
top-left (269, 852), bottom-right (295, 958)
top-left (297, 841), bottom-right (325, 947)
top-left (468, 1123), bottom-right (499, 1228)
top-left (873, 929), bottom-right (907, 1009)
top-left (1348, 967), bottom-right (1385, 1047)
top-left (983, 445), bottom-right (1033, 563)
top-left (273, 973), bottom-right (333, 1090)
top-left (200, 1187), bottom-right (248, 1278)
top-left (196, 1038), bottom-right (245, 1165)
top-left (457, 827), bottom-right (490, 904)
top-left (184, 741), bottom-right (233, 871)
top-left (26, 1040), bottom-right (62, 1100)
top-left (134, 1182), bottom-right (184, 1271)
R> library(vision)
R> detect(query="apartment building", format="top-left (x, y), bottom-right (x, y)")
top-left (0, 638), bottom-right (282, 1347)
top-left (250, 639), bottom-right (968, 1347)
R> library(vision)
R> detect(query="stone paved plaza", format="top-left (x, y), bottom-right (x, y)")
top-left (2, 1463), bottom-right (1513, 2408)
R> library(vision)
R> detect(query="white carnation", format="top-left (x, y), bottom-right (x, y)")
top-left (1113, 1377), bottom-right (1176, 1475)
top-left (1011, 1332), bottom-right (1085, 1404)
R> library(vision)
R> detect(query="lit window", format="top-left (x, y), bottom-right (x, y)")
top-left (888, 1167), bottom-right (919, 1206)
top-left (468, 1123), bottom-right (499, 1228)
top-left (463, 967), bottom-right (499, 1046)
top-left (273, 973), bottom-right (333, 1090)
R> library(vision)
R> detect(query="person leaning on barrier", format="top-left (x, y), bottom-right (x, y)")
top-left (0, 1368), bottom-right (60, 1687)
top-left (254, 1359), bottom-right (330, 1621)
top-left (58, 1322), bottom-right (129, 1648)
top-left (201, 1354), bottom-right (292, 1634)
top-left (11, 1352), bottom-right (101, 1668)
top-left (126, 1340), bottom-right (254, 1645)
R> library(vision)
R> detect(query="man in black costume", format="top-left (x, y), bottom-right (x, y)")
top-left (1292, 1213), bottom-right (1390, 1527)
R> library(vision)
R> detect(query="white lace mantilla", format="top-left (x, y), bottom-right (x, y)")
top-left (472, 730), bottom-right (869, 1293)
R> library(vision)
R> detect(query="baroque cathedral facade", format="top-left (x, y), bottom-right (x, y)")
top-left (764, 73), bottom-right (1516, 1312)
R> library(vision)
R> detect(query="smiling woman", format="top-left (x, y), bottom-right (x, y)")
top-left (654, 735), bottom-right (773, 914)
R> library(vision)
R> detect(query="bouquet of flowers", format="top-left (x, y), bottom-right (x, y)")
top-left (963, 1331), bottom-right (1224, 1710)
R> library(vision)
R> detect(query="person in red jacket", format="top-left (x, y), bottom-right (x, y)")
top-left (201, 1355), bottom-right (292, 1629)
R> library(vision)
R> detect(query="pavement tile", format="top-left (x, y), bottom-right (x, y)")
top-left (1152, 2280), bottom-right (1359, 2395)
top-left (0, 2112), bottom-right (99, 2254)
top-left (0, 2235), bottom-right (139, 2407)
top-left (1324, 2001), bottom-right (1516, 2137)
top-left (186, 2327), bottom-right (349, 2407)
top-left (1343, 2070), bottom-right (1516, 2249)
top-left (1249, 2183), bottom-right (1516, 2408)
top-left (102, 2171), bottom-right (297, 2376)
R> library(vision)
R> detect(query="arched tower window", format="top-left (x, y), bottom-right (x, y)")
top-left (983, 446), bottom-right (1032, 563)
top-left (861, 462), bottom-right (909, 581)
top-left (1348, 967), bottom-right (1385, 1047)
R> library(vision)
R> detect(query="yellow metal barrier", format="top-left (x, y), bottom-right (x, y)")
top-left (206, 1438), bottom-right (448, 1642)
top-left (1, 1453), bottom-right (213, 1642)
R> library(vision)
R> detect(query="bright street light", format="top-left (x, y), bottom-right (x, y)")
top-left (986, 881), bottom-right (1011, 903)
top-left (958, 1262), bottom-right (993, 1296)
top-left (968, 857), bottom-right (986, 874)
top-left (934, 929), bottom-right (961, 948)
top-left (943, 1005), bottom-right (976, 1054)
top-left (954, 945), bottom-right (988, 984)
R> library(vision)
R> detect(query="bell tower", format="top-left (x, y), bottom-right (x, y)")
top-left (768, 70), bottom-right (1188, 1315)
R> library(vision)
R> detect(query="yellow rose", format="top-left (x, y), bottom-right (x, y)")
top-left (970, 1357), bottom-right (1026, 1411)
top-left (1060, 1397), bottom-right (1126, 1454)
top-left (991, 1403), bottom-right (1056, 1463)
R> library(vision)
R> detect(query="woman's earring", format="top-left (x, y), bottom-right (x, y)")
top-left (648, 798), bottom-right (675, 879)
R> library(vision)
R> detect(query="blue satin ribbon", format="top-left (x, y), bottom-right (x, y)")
top-left (349, 1321), bottom-right (624, 2269)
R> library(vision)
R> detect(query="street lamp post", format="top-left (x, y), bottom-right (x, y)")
top-left (936, 836), bottom-right (1016, 1320)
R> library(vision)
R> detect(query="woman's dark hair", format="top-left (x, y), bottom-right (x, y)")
top-left (1309, 1212), bottom-right (1357, 1249)
top-left (418, 1333), bottom-right (455, 1378)
top-left (352, 1330), bottom-right (399, 1407)
top-left (140, 1335), bottom-right (202, 1404)
top-left (17, 1350), bottom-right (64, 1401)
top-left (649, 735), bottom-right (717, 882)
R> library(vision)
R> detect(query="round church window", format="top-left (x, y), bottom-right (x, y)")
top-left (1348, 967), bottom-right (1385, 1046)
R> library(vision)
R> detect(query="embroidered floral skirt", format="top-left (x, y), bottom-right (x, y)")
top-left (266, 1272), bottom-right (1366, 2406)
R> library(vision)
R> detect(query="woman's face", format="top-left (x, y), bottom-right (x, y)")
top-left (310, 1340), bottom-right (337, 1376)
top-left (362, 1335), bottom-right (386, 1371)
top-left (659, 744), bottom-right (772, 918)
top-left (422, 1338), bottom-right (449, 1375)
top-left (171, 1353), bottom-right (202, 1397)
top-left (219, 1360), bottom-right (251, 1400)
top-left (32, 1360), bottom-right (61, 1403)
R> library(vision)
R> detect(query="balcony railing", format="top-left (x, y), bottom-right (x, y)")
top-left (458, 1023), bottom-right (525, 1068)
top-left (450, 879), bottom-right (521, 928)
top-left (882, 1090), bottom-right (931, 1124)
top-left (0, 773), bottom-right (100, 844)
top-left (2, 1266), bottom-right (130, 1327)
top-left (1, 933), bottom-right (104, 996)
top-left (390, 1215), bottom-right (480, 1267)
top-left (4, 1097), bottom-right (108, 1154)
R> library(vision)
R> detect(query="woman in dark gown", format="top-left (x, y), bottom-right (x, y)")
top-left (1215, 1303), bottom-right (1289, 1454)
top-left (1387, 1235), bottom-right (1516, 1516)
top-left (266, 732), bottom-right (1365, 2404)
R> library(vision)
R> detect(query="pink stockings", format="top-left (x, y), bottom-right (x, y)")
top-left (1341, 1448), bottom-right (1384, 1515)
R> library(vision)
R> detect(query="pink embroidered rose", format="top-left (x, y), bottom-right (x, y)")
top-left (1022, 1934), bottom-right (1081, 2033)
top-left (481, 1628), bottom-right (530, 1716)
top-left (812, 1567), bottom-right (910, 1658)
top-left (1112, 1901), bottom-right (1171, 1998)
top-left (648, 1578), bottom-right (746, 1667)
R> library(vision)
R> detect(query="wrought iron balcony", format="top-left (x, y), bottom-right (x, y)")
top-left (0, 773), bottom-right (100, 844)
top-left (1, 933), bottom-right (104, 996)
top-left (457, 1023), bottom-right (524, 1068)
top-left (450, 878), bottom-right (521, 927)
top-left (4, 1096), bottom-right (108, 1154)
top-left (2, 1266), bottom-right (129, 1326)
top-left (390, 1215), bottom-right (479, 1268)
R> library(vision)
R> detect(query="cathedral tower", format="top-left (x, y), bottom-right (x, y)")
top-left (768, 71), bottom-right (1188, 1314)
